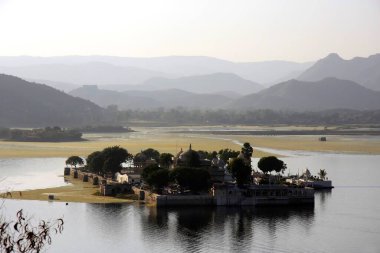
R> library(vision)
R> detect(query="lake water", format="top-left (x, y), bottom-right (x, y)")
top-left (1, 154), bottom-right (380, 252)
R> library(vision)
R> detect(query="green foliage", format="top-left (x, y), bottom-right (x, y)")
top-left (65, 156), bottom-right (84, 168)
top-left (197, 150), bottom-right (217, 160)
top-left (141, 148), bottom-right (160, 161)
top-left (257, 156), bottom-right (287, 174)
top-left (146, 169), bottom-right (170, 190)
top-left (101, 146), bottom-right (131, 175)
top-left (241, 142), bottom-right (253, 160)
top-left (229, 158), bottom-right (252, 187)
top-left (85, 146), bottom-right (131, 175)
top-left (7, 127), bottom-right (82, 142)
top-left (141, 164), bottom-right (170, 192)
top-left (86, 151), bottom-right (105, 174)
top-left (170, 167), bottom-right (211, 193)
top-left (118, 108), bottom-right (380, 125)
top-left (218, 149), bottom-right (240, 162)
top-left (159, 153), bottom-right (174, 168)
top-left (141, 164), bottom-right (160, 181)
top-left (318, 169), bottom-right (327, 180)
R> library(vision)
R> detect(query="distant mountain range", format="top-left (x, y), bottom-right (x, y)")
top-left (69, 77), bottom-right (380, 112)
top-left (227, 78), bottom-right (380, 111)
top-left (0, 74), bottom-right (104, 127)
top-left (0, 55), bottom-right (312, 87)
top-left (298, 53), bottom-right (380, 91)
top-left (69, 85), bottom-right (232, 110)
top-left (0, 62), bottom-right (167, 86)
top-left (1, 52), bottom-right (380, 127)
top-left (129, 73), bottom-right (263, 95)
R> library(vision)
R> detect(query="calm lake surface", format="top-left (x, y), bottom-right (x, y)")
top-left (1, 154), bottom-right (380, 253)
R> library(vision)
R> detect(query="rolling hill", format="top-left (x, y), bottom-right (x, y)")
top-left (0, 74), bottom-right (104, 127)
top-left (0, 62), bottom-right (168, 85)
top-left (0, 55), bottom-right (313, 86)
top-left (228, 78), bottom-right (380, 111)
top-left (137, 73), bottom-right (263, 95)
top-left (69, 85), bottom-right (232, 110)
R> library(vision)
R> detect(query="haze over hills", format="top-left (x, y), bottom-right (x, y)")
top-left (135, 73), bottom-right (263, 95)
top-left (69, 85), bottom-right (232, 110)
top-left (0, 55), bottom-right (312, 86)
top-left (0, 62), bottom-right (168, 86)
top-left (228, 78), bottom-right (380, 111)
top-left (0, 74), bottom-right (104, 127)
top-left (298, 53), bottom-right (380, 91)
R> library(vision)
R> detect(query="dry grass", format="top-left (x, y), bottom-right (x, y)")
top-left (234, 135), bottom-right (380, 155)
top-left (1, 127), bottom-right (378, 159)
top-left (2, 177), bottom-right (137, 204)
top-left (0, 133), bottom-right (276, 158)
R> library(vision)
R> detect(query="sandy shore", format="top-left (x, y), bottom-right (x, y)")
top-left (1, 177), bottom-right (138, 204)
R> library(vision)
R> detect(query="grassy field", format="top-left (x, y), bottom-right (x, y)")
top-left (235, 135), bottom-right (380, 155)
top-left (0, 132), bottom-right (275, 158)
top-left (1, 128), bottom-right (379, 158)
top-left (2, 177), bottom-right (137, 204)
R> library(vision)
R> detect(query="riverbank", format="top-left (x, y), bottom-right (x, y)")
top-left (2, 177), bottom-right (138, 204)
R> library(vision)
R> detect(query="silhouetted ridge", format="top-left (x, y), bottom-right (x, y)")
top-left (0, 74), bottom-right (104, 127)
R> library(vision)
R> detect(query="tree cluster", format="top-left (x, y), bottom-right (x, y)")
top-left (228, 158), bottom-right (252, 187)
top-left (257, 156), bottom-right (287, 174)
top-left (117, 108), bottom-right (380, 125)
top-left (142, 166), bottom-right (211, 194)
top-left (86, 146), bottom-right (132, 176)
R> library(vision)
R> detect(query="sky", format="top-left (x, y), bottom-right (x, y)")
top-left (0, 0), bottom-right (379, 62)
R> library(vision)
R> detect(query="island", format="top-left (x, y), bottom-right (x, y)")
top-left (0, 127), bottom-right (84, 142)
top-left (6, 143), bottom-right (331, 206)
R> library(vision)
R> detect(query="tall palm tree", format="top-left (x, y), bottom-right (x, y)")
top-left (318, 169), bottom-right (327, 180)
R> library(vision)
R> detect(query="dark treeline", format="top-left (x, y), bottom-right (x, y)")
top-left (119, 109), bottom-right (380, 125)
top-left (0, 126), bottom-right (83, 142)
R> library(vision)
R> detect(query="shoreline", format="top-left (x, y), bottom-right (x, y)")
top-left (1, 133), bottom-right (379, 159)
top-left (1, 177), bottom-right (138, 204)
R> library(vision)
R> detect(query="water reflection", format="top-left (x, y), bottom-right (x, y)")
top-left (315, 189), bottom-right (332, 206)
top-left (143, 206), bottom-right (315, 252)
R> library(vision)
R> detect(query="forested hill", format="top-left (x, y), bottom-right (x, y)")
top-left (0, 74), bottom-right (104, 127)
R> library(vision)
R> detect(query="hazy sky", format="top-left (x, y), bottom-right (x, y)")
top-left (0, 0), bottom-right (379, 62)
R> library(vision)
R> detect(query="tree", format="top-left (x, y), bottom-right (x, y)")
top-left (159, 153), bottom-right (174, 168)
top-left (141, 164), bottom-right (160, 182)
top-left (257, 156), bottom-right (287, 174)
top-left (318, 169), bottom-right (327, 180)
top-left (218, 149), bottom-right (240, 163)
top-left (181, 149), bottom-right (201, 168)
top-left (85, 146), bottom-right (132, 176)
top-left (141, 148), bottom-right (160, 162)
top-left (229, 158), bottom-right (252, 187)
top-left (86, 151), bottom-right (105, 175)
top-left (65, 156), bottom-right (84, 168)
top-left (146, 169), bottom-right (170, 192)
top-left (241, 142), bottom-right (253, 160)
top-left (170, 167), bottom-right (210, 193)
top-left (0, 209), bottom-right (64, 253)
top-left (101, 146), bottom-right (131, 175)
